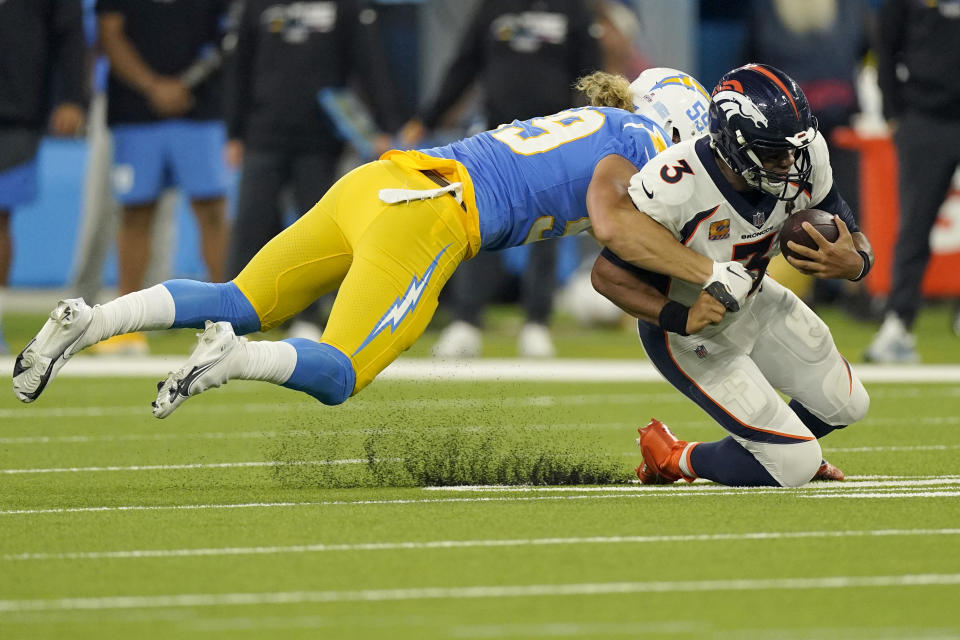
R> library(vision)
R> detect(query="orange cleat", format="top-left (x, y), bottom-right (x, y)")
top-left (635, 461), bottom-right (677, 484)
top-left (636, 418), bottom-right (697, 483)
top-left (812, 459), bottom-right (844, 481)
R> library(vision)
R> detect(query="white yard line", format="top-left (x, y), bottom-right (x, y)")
top-left (5, 528), bottom-right (958, 562)
top-left (0, 495), bottom-right (681, 516)
top-left (802, 491), bottom-right (960, 499)
top-left (0, 421), bottom-right (639, 445)
top-left (0, 574), bottom-right (958, 613)
top-left (0, 460), bottom-right (370, 475)
top-left (2, 356), bottom-right (960, 383)
top-left (3, 478), bottom-right (959, 516)
top-left (826, 444), bottom-right (960, 453)
top-left (425, 477), bottom-right (960, 492)
top-left (0, 430), bottom-right (285, 445)
top-left (4, 442), bottom-right (959, 478)
top-left (2, 385), bottom-right (956, 422)
top-left (0, 392), bottom-right (686, 420)
top-left (1, 415), bottom-right (957, 448)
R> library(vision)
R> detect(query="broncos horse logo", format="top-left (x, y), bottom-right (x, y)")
top-left (712, 90), bottom-right (769, 129)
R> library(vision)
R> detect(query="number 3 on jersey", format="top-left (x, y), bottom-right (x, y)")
top-left (491, 108), bottom-right (605, 155)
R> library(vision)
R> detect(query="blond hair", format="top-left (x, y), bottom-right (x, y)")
top-left (575, 71), bottom-right (634, 111)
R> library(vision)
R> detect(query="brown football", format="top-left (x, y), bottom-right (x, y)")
top-left (778, 208), bottom-right (839, 263)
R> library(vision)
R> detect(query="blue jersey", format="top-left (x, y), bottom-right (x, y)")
top-left (421, 107), bottom-right (668, 250)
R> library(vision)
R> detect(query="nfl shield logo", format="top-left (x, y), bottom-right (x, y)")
top-left (708, 219), bottom-right (730, 241)
top-left (695, 344), bottom-right (708, 359)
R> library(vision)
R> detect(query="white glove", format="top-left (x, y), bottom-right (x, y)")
top-left (703, 261), bottom-right (754, 312)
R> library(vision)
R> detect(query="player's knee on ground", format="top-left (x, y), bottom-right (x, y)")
top-left (281, 339), bottom-right (356, 406)
top-left (835, 376), bottom-right (870, 425)
top-left (809, 357), bottom-right (871, 426)
top-left (748, 439), bottom-right (823, 487)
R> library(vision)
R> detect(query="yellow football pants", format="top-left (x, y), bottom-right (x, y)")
top-left (233, 158), bottom-right (478, 394)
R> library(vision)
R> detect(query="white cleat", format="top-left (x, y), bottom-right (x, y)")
top-left (13, 299), bottom-right (93, 403)
top-left (432, 320), bottom-right (482, 358)
top-left (518, 322), bottom-right (556, 358)
top-left (152, 321), bottom-right (244, 419)
top-left (864, 313), bottom-right (919, 364)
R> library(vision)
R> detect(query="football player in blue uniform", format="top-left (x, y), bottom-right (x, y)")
top-left (14, 69), bottom-right (752, 417)
top-left (592, 64), bottom-right (875, 487)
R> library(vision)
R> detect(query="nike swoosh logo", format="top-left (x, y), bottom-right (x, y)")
top-left (62, 338), bottom-right (84, 362)
top-left (641, 180), bottom-right (654, 199)
top-left (12, 339), bottom-right (35, 378)
top-left (177, 359), bottom-right (222, 398)
top-left (726, 265), bottom-right (746, 280)
top-left (13, 336), bottom-right (82, 402)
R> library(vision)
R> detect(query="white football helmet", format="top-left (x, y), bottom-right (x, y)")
top-left (630, 67), bottom-right (711, 143)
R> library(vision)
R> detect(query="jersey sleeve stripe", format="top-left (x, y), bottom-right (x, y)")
top-left (679, 206), bottom-right (720, 245)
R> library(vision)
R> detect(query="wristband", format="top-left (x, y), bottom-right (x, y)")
top-left (658, 300), bottom-right (690, 335)
top-left (849, 250), bottom-right (872, 282)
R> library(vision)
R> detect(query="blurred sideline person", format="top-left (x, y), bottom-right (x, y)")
top-left (0, 0), bottom-right (87, 353)
top-left (14, 69), bottom-right (757, 419)
top-left (865, 0), bottom-right (960, 362)
top-left (72, 0), bottom-right (181, 307)
top-left (593, 64), bottom-right (874, 487)
top-left (93, 0), bottom-right (231, 355)
top-left (744, 0), bottom-right (876, 319)
top-left (401, 0), bottom-right (602, 359)
top-left (224, 0), bottom-right (404, 341)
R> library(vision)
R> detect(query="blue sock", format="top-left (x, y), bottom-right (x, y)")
top-left (789, 399), bottom-right (845, 439)
top-left (162, 280), bottom-right (261, 335)
top-left (281, 339), bottom-right (355, 406)
top-left (690, 437), bottom-right (779, 486)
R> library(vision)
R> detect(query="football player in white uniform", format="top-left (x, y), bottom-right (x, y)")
top-left (592, 64), bottom-right (875, 487)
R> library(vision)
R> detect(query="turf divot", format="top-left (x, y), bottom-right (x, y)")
top-left (269, 424), bottom-right (633, 488)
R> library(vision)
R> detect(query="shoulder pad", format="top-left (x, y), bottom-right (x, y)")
top-left (630, 142), bottom-right (698, 208)
top-left (622, 117), bottom-right (670, 154)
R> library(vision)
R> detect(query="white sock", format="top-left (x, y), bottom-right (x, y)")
top-left (678, 442), bottom-right (700, 479)
top-left (237, 339), bottom-right (297, 384)
top-left (78, 284), bottom-right (176, 349)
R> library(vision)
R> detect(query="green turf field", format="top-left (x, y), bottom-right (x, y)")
top-left (2, 353), bottom-right (960, 638)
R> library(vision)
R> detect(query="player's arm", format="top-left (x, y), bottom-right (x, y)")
top-left (591, 250), bottom-right (725, 335)
top-left (587, 154), bottom-right (714, 283)
top-left (785, 184), bottom-right (875, 281)
top-left (48, 0), bottom-right (87, 136)
top-left (98, 11), bottom-right (193, 117)
top-left (223, 0), bottom-right (254, 166)
top-left (586, 154), bottom-right (752, 310)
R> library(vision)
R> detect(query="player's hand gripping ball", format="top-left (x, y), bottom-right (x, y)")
top-left (779, 209), bottom-right (839, 273)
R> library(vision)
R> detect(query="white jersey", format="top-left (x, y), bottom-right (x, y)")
top-left (621, 134), bottom-right (868, 488)
top-left (627, 134), bottom-right (833, 322)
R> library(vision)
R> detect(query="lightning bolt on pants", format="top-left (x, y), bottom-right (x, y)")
top-left (233, 159), bottom-right (476, 396)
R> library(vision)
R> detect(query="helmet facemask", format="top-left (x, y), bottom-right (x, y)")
top-left (744, 128), bottom-right (816, 201)
top-left (713, 119), bottom-right (818, 202)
